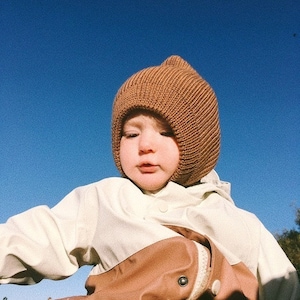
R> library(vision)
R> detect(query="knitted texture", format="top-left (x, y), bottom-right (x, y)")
top-left (112, 55), bottom-right (220, 187)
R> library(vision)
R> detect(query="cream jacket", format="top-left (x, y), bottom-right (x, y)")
top-left (0, 175), bottom-right (299, 299)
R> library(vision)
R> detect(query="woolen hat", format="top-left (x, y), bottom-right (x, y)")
top-left (111, 55), bottom-right (220, 187)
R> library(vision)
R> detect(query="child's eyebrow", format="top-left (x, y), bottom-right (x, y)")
top-left (123, 115), bottom-right (173, 132)
top-left (123, 118), bottom-right (143, 128)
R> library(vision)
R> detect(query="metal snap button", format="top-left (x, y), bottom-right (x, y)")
top-left (178, 275), bottom-right (188, 287)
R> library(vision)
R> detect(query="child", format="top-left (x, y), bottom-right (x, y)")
top-left (0, 55), bottom-right (299, 299)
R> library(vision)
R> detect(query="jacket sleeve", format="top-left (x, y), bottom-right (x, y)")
top-left (257, 223), bottom-right (300, 300)
top-left (0, 209), bottom-right (85, 284)
top-left (0, 184), bottom-right (103, 284)
top-left (58, 227), bottom-right (259, 300)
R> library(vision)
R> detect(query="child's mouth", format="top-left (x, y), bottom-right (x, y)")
top-left (138, 163), bottom-right (157, 173)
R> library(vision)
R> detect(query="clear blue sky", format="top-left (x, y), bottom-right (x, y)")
top-left (1, 1), bottom-right (299, 299)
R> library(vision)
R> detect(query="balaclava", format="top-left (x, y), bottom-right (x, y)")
top-left (112, 55), bottom-right (220, 187)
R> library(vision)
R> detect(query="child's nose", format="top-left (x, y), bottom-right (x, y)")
top-left (139, 132), bottom-right (156, 154)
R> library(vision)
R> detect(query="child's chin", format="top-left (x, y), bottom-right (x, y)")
top-left (140, 182), bottom-right (167, 194)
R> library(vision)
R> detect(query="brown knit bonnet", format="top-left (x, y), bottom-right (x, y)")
top-left (112, 55), bottom-right (220, 187)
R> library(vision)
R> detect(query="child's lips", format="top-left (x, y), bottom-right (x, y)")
top-left (138, 163), bottom-right (158, 173)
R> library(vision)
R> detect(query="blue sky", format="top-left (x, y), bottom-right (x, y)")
top-left (1, 1), bottom-right (299, 298)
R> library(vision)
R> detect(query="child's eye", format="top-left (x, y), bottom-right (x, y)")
top-left (123, 132), bottom-right (139, 138)
top-left (160, 131), bottom-right (174, 137)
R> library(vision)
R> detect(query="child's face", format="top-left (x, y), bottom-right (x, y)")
top-left (120, 113), bottom-right (179, 193)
